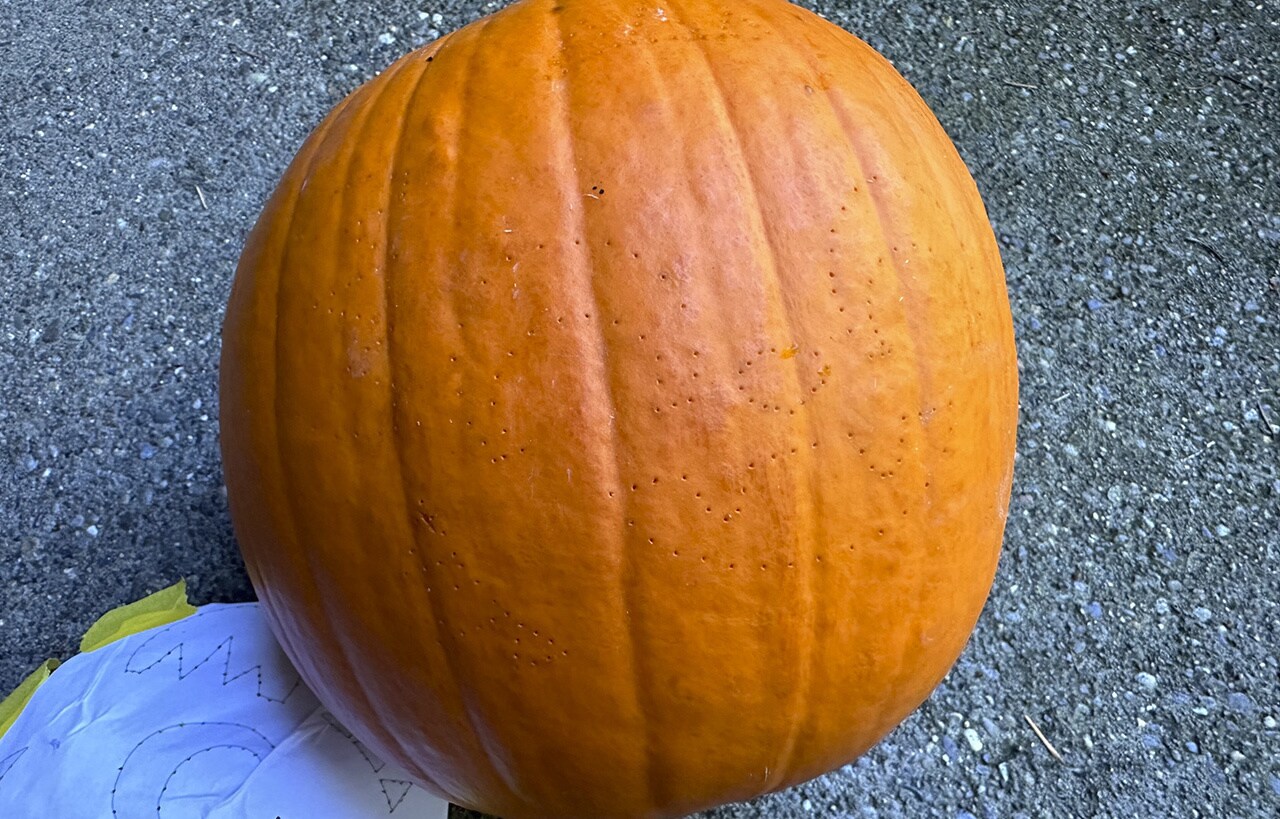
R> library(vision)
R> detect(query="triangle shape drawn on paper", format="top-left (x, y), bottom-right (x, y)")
top-left (379, 778), bottom-right (414, 812)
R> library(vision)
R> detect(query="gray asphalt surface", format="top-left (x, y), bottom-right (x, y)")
top-left (2, 0), bottom-right (1277, 816)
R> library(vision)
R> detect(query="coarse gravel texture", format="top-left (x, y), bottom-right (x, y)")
top-left (1, 0), bottom-right (1277, 817)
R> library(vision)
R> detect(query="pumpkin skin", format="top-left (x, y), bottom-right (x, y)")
top-left (218, 0), bottom-right (1018, 816)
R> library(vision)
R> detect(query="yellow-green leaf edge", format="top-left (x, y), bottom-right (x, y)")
top-left (0, 579), bottom-right (196, 740)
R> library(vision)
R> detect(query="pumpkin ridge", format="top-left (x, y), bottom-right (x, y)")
top-left (267, 87), bottom-right (372, 724)
top-left (663, 0), bottom-right (818, 791)
top-left (811, 17), bottom-right (1005, 696)
top-left (233, 89), bottom-right (352, 681)
top-left (843, 37), bottom-right (1018, 531)
top-left (829, 35), bottom-right (998, 637)
top-left (551, 2), bottom-right (659, 811)
top-left (861, 58), bottom-right (1015, 583)
top-left (443, 27), bottom-right (481, 386)
top-left (400, 24), bottom-right (536, 809)
top-left (754, 2), bottom-right (942, 696)
top-left (306, 54), bottom-right (458, 784)
top-left (833, 123), bottom-right (937, 683)
top-left (373, 49), bottom-right (471, 801)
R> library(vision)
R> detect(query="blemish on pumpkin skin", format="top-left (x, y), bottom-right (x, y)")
top-left (781, 345), bottom-right (799, 359)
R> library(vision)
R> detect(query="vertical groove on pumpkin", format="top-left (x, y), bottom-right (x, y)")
top-left (269, 89), bottom-right (402, 751)
top-left (664, 0), bottom-right (819, 791)
top-left (758, 21), bottom-right (936, 483)
top-left (241, 91), bottom-right (351, 689)
top-left (832, 126), bottom-right (939, 687)
top-left (550, 1), bottom-right (659, 812)
top-left (320, 58), bottom-right (428, 786)
top-left (827, 20), bottom-right (1011, 631)
top-left (731, 0), bottom-right (920, 765)
top-left (803, 33), bottom-right (954, 698)
top-left (352, 51), bottom-right (462, 800)
top-left (850, 49), bottom-right (1018, 543)
top-left (441, 30), bottom-right (480, 390)
top-left (876, 65), bottom-right (1013, 586)
top-left (377, 28), bottom-right (528, 810)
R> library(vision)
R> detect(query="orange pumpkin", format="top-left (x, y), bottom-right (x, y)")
top-left (219, 0), bottom-right (1018, 816)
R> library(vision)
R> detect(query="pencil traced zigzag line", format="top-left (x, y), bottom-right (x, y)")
top-left (125, 632), bottom-right (303, 704)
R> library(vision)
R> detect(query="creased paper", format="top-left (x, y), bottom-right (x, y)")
top-left (0, 603), bottom-right (449, 818)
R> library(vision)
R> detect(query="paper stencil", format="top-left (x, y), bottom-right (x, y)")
top-left (0, 603), bottom-right (449, 818)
